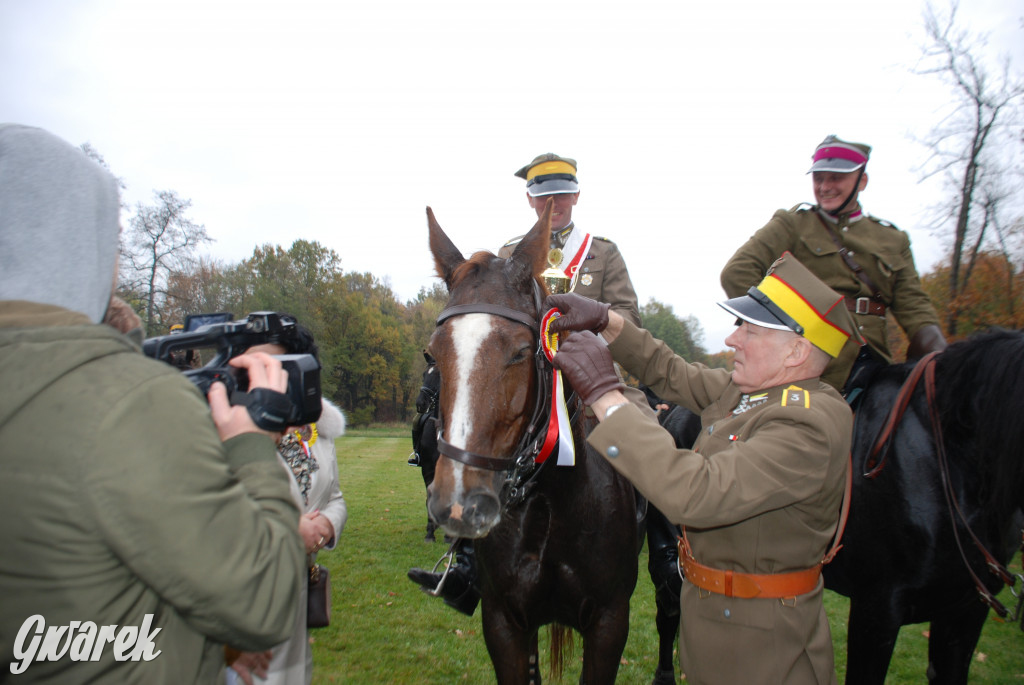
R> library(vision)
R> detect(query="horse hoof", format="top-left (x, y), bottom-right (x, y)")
top-left (424, 533), bottom-right (436, 542)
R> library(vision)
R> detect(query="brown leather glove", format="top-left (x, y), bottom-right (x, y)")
top-left (552, 331), bottom-right (623, 405)
top-left (545, 293), bottom-right (610, 335)
top-left (906, 324), bottom-right (948, 361)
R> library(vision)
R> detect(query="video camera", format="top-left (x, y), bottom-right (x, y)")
top-left (143, 312), bottom-right (322, 430)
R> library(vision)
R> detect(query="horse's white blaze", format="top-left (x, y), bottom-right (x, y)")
top-left (447, 313), bottom-right (494, 494)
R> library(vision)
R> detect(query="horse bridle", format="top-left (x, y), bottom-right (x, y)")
top-left (432, 284), bottom-right (559, 491)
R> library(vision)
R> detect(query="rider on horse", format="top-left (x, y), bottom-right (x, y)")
top-left (407, 152), bottom-right (655, 615)
top-left (720, 135), bottom-right (948, 397)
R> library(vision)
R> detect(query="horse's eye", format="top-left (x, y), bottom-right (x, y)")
top-left (509, 345), bottom-right (531, 365)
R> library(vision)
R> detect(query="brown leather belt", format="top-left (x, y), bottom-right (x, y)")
top-left (845, 296), bottom-right (886, 316)
top-left (677, 540), bottom-right (822, 599)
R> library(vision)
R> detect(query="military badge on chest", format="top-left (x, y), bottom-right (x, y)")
top-left (731, 392), bottom-right (768, 415)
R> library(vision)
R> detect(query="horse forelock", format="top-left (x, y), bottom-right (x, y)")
top-left (448, 251), bottom-right (499, 293)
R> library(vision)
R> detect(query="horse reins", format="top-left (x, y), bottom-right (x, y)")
top-left (863, 351), bottom-right (1023, 623)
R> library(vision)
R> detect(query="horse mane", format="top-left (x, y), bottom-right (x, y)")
top-left (933, 327), bottom-right (1024, 517)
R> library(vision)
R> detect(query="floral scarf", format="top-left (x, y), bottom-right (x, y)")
top-left (279, 428), bottom-right (319, 504)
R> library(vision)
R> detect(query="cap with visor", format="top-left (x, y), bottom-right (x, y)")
top-left (515, 153), bottom-right (580, 197)
top-left (718, 252), bottom-right (860, 358)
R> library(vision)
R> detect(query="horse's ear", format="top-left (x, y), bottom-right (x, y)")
top-left (506, 198), bottom-right (552, 288)
top-left (427, 206), bottom-right (464, 289)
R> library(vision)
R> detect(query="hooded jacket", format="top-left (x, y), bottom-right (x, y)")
top-left (0, 125), bottom-right (304, 683)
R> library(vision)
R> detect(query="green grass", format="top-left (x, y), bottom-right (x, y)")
top-left (313, 434), bottom-right (1024, 683)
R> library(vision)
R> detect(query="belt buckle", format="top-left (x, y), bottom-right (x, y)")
top-left (855, 297), bottom-right (871, 315)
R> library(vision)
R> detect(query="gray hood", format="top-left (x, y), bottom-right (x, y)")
top-left (0, 124), bottom-right (120, 323)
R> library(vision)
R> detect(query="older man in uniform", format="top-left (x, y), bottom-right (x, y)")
top-left (407, 152), bottom-right (653, 616)
top-left (547, 253), bottom-right (855, 684)
top-left (721, 135), bottom-right (947, 394)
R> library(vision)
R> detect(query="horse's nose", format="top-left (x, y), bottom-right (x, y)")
top-left (459, 491), bottom-right (501, 534)
top-left (428, 487), bottom-right (501, 538)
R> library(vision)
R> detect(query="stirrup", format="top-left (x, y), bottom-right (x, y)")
top-left (426, 538), bottom-right (461, 597)
top-left (407, 451), bottom-right (421, 467)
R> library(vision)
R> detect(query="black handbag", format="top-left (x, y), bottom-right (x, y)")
top-left (307, 563), bottom-right (331, 628)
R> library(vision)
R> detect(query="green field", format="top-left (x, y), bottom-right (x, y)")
top-left (311, 430), bottom-right (1024, 684)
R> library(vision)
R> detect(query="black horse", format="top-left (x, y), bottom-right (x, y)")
top-left (823, 328), bottom-right (1024, 684)
top-left (410, 351), bottom-right (441, 541)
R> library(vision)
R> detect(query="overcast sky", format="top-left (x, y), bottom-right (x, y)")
top-left (2, 0), bottom-right (1021, 350)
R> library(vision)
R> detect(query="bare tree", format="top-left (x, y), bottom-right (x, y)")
top-left (120, 190), bottom-right (212, 335)
top-left (913, 1), bottom-right (1024, 335)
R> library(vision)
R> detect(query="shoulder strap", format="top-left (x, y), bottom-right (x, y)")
top-left (814, 211), bottom-right (883, 300)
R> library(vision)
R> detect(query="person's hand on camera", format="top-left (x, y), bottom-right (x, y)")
top-left (208, 352), bottom-right (289, 442)
top-left (552, 331), bottom-right (623, 406)
top-left (545, 293), bottom-right (611, 335)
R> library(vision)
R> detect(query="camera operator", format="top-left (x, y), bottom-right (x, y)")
top-left (0, 124), bottom-right (305, 683)
top-left (226, 317), bottom-right (348, 685)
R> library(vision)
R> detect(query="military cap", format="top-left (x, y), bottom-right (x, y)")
top-left (807, 135), bottom-right (871, 174)
top-left (718, 252), bottom-right (859, 358)
top-left (514, 152), bottom-right (579, 197)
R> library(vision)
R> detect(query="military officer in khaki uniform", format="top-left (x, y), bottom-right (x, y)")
top-left (498, 152), bottom-right (641, 326)
top-left (547, 253), bottom-right (856, 685)
top-left (721, 135), bottom-right (947, 392)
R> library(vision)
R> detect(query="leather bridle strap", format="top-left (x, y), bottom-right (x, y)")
top-left (433, 286), bottom-right (549, 473)
top-left (437, 303), bottom-right (537, 329)
top-left (437, 436), bottom-right (515, 472)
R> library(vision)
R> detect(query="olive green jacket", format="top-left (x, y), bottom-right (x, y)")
top-left (588, 320), bottom-right (850, 684)
top-left (0, 302), bottom-right (304, 684)
top-left (721, 205), bottom-right (941, 389)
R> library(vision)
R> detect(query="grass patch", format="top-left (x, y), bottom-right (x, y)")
top-left (314, 435), bottom-right (1024, 683)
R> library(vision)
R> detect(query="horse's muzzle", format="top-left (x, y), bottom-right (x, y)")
top-left (428, 487), bottom-right (501, 539)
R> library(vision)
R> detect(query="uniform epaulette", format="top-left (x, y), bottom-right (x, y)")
top-left (792, 203), bottom-right (815, 213)
top-left (781, 385), bottom-right (810, 409)
top-left (592, 235), bottom-right (612, 243)
top-left (868, 214), bottom-right (898, 229)
top-left (502, 234), bottom-right (526, 248)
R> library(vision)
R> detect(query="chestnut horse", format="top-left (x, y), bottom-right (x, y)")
top-left (424, 203), bottom-right (640, 684)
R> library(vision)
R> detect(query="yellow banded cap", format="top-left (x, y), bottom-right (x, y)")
top-left (514, 152), bottom-right (579, 197)
top-left (718, 252), bottom-right (858, 358)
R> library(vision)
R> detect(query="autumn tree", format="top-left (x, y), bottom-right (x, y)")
top-left (914, 1), bottom-right (1024, 336)
top-left (119, 191), bottom-right (212, 335)
top-left (641, 298), bottom-right (707, 363)
top-left (921, 249), bottom-right (1024, 337)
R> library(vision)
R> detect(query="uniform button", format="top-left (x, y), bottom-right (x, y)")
top-left (607, 446), bottom-right (620, 458)
top-left (723, 609), bottom-right (731, 618)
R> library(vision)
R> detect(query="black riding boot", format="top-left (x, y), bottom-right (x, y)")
top-left (407, 539), bottom-right (480, 616)
top-left (646, 506), bottom-right (682, 615)
top-left (842, 345), bottom-right (885, 409)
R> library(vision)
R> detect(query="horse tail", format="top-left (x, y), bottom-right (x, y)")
top-left (547, 623), bottom-right (575, 682)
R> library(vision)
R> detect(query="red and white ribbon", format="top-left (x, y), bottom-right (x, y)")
top-left (537, 309), bottom-right (576, 466)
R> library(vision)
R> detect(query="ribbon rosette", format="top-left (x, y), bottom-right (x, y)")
top-left (538, 308), bottom-right (575, 466)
